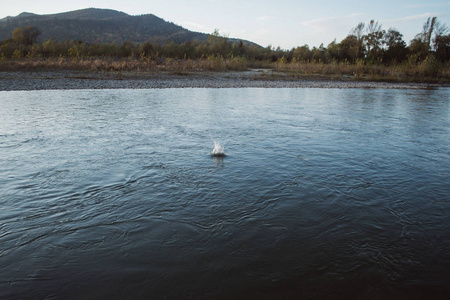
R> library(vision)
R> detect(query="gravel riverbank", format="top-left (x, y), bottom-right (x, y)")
top-left (0, 70), bottom-right (444, 91)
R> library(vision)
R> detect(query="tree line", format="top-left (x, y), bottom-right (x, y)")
top-left (1, 18), bottom-right (449, 66)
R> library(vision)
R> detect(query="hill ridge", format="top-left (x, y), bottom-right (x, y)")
top-left (0, 8), bottom-right (211, 44)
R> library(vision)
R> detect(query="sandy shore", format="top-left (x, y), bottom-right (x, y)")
top-left (0, 69), bottom-right (445, 91)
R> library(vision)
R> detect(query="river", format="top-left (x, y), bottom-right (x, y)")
top-left (1, 88), bottom-right (449, 299)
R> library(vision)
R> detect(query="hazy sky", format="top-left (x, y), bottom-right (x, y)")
top-left (1, 0), bottom-right (449, 49)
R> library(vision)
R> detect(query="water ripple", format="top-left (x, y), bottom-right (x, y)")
top-left (1, 88), bottom-right (449, 299)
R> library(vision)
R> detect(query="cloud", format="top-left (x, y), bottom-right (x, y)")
top-left (301, 13), bottom-right (365, 27)
top-left (256, 16), bottom-right (275, 21)
top-left (182, 21), bottom-right (212, 33)
top-left (300, 13), bottom-right (365, 34)
top-left (406, 2), bottom-right (450, 9)
top-left (383, 13), bottom-right (437, 23)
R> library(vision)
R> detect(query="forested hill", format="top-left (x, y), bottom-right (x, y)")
top-left (0, 8), bottom-right (212, 44)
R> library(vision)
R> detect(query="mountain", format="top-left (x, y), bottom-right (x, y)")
top-left (0, 8), bottom-right (213, 44)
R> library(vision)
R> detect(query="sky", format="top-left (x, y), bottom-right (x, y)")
top-left (1, 0), bottom-right (449, 49)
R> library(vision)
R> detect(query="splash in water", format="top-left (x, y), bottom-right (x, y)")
top-left (211, 141), bottom-right (225, 157)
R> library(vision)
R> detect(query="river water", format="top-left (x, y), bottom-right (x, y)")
top-left (1, 88), bottom-right (449, 299)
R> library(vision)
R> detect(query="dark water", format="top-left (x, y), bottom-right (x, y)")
top-left (1, 88), bottom-right (449, 299)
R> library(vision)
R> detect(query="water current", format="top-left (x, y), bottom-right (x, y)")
top-left (1, 88), bottom-right (449, 299)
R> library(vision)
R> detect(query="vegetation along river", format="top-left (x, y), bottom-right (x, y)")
top-left (0, 87), bottom-right (449, 299)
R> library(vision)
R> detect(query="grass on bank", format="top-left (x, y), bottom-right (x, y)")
top-left (273, 56), bottom-right (450, 83)
top-left (1, 56), bottom-right (449, 83)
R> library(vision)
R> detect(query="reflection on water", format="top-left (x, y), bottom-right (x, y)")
top-left (0, 88), bottom-right (449, 299)
top-left (212, 155), bottom-right (225, 167)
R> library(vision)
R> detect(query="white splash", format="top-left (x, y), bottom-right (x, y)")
top-left (211, 141), bottom-right (225, 157)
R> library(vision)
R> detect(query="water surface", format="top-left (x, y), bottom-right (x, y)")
top-left (1, 88), bottom-right (449, 299)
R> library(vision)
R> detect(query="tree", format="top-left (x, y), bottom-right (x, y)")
top-left (326, 40), bottom-right (339, 61)
top-left (0, 39), bottom-right (16, 58)
top-left (410, 17), bottom-right (448, 62)
top-left (339, 35), bottom-right (359, 61)
top-left (311, 45), bottom-right (324, 62)
top-left (432, 21), bottom-right (449, 61)
top-left (206, 29), bottom-right (232, 57)
top-left (12, 28), bottom-right (25, 45)
top-left (12, 26), bottom-right (41, 45)
top-left (384, 29), bottom-right (405, 49)
top-left (434, 34), bottom-right (450, 62)
top-left (364, 20), bottom-right (385, 62)
top-left (351, 22), bottom-right (366, 58)
top-left (421, 17), bottom-right (437, 50)
top-left (408, 38), bottom-right (429, 63)
top-left (292, 45), bottom-right (311, 62)
top-left (24, 26), bottom-right (41, 45)
top-left (383, 29), bottom-right (408, 63)
top-left (416, 17), bottom-right (448, 52)
top-left (352, 22), bottom-right (365, 41)
top-left (119, 41), bottom-right (136, 57)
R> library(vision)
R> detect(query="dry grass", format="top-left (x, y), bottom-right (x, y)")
top-left (274, 60), bottom-right (450, 83)
top-left (0, 57), bottom-right (156, 71)
top-left (0, 57), bottom-right (264, 72)
top-left (1, 57), bottom-right (448, 83)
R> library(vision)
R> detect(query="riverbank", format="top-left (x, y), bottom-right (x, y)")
top-left (0, 69), bottom-right (446, 91)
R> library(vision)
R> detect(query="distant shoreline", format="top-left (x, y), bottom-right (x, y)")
top-left (0, 70), bottom-right (446, 91)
